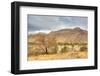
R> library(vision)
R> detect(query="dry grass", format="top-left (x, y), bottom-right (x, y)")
top-left (28, 51), bottom-right (88, 61)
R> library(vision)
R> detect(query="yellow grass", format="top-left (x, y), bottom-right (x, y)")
top-left (28, 51), bottom-right (88, 61)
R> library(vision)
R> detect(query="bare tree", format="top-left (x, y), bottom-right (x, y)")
top-left (35, 34), bottom-right (57, 54)
top-left (45, 36), bottom-right (57, 54)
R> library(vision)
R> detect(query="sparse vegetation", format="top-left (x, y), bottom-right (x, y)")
top-left (28, 41), bottom-right (88, 60)
top-left (28, 27), bottom-right (88, 61)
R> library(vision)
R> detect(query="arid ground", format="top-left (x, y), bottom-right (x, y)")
top-left (28, 51), bottom-right (88, 61)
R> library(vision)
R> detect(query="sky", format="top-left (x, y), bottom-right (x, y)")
top-left (28, 15), bottom-right (88, 34)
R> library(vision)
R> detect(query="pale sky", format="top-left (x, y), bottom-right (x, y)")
top-left (28, 15), bottom-right (88, 34)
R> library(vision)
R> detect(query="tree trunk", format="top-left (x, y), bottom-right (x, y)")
top-left (45, 47), bottom-right (48, 54)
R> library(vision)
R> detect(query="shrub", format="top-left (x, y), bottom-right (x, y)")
top-left (61, 47), bottom-right (68, 53)
top-left (47, 46), bottom-right (57, 54)
top-left (80, 47), bottom-right (87, 51)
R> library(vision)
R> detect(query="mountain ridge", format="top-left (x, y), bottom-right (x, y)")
top-left (28, 27), bottom-right (88, 43)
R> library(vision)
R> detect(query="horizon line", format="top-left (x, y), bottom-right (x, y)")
top-left (28, 27), bottom-right (87, 35)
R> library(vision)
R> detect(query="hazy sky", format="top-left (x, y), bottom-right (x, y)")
top-left (28, 15), bottom-right (88, 34)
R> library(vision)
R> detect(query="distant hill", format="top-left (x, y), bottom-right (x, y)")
top-left (28, 27), bottom-right (88, 43)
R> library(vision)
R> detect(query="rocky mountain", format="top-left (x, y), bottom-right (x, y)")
top-left (28, 27), bottom-right (88, 44)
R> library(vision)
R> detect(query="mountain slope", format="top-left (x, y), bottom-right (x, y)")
top-left (28, 27), bottom-right (88, 43)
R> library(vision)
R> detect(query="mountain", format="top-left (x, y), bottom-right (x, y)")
top-left (28, 27), bottom-right (88, 44)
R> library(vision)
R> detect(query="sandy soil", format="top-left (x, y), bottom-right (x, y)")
top-left (28, 51), bottom-right (88, 61)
